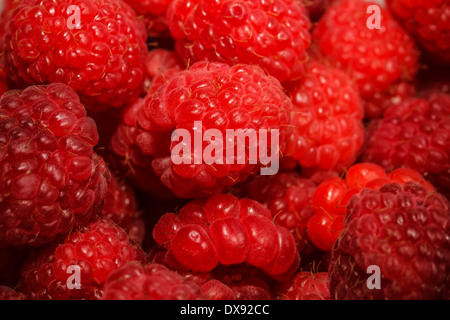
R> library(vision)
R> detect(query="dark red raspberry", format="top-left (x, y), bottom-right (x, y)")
top-left (0, 84), bottom-right (110, 247)
top-left (242, 172), bottom-right (317, 255)
top-left (20, 218), bottom-right (145, 300)
top-left (135, 61), bottom-right (293, 198)
top-left (0, 286), bottom-right (26, 300)
top-left (153, 194), bottom-right (299, 277)
top-left (362, 95), bottom-right (450, 193)
top-left (329, 182), bottom-right (450, 299)
top-left (167, 0), bottom-right (311, 82)
top-left (308, 163), bottom-right (435, 251)
top-left (313, 0), bottom-right (419, 118)
top-left (285, 59), bottom-right (364, 170)
top-left (275, 271), bottom-right (330, 300)
top-left (388, 0), bottom-right (450, 64)
top-left (4, 0), bottom-right (148, 111)
top-left (102, 261), bottom-right (202, 300)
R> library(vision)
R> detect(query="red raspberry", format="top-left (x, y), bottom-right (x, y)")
top-left (145, 49), bottom-right (185, 93)
top-left (362, 95), bottom-right (450, 193)
top-left (0, 286), bottom-right (26, 300)
top-left (100, 174), bottom-right (145, 244)
top-left (201, 278), bottom-right (271, 300)
top-left (329, 182), bottom-right (450, 299)
top-left (4, 0), bottom-right (148, 111)
top-left (123, 0), bottom-right (173, 37)
top-left (388, 0), bottom-right (450, 64)
top-left (313, 0), bottom-right (419, 118)
top-left (167, 0), bottom-right (311, 82)
top-left (152, 194), bottom-right (299, 277)
top-left (285, 60), bottom-right (364, 170)
top-left (109, 97), bottom-right (176, 199)
top-left (135, 61), bottom-right (293, 198)
top-left (0, 84), bottom-right (110, 247)
top-left (102, 261), bottom-right (202, 300)
top-left (275, 271), bottom-right (330, 300)
top-left (308, 163), bottom-right (434, 251)
top-left (242, 172), bottom-right (317, 255)
top-left (20, 218), bottom-right (145, 300)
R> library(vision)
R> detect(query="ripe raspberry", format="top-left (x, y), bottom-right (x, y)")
top-left (362, 95), bottom-right (450, 193)
top-left (329, 182), bottom-right (450, 299)
top-left (123, 0), bottom-right (173, 37)
top-left (167, 0), bottom-right (311, 82)
top-left (275, 271), bottom-right (330, 300)
top-left (100, 174), bottom-right (145, 244)
top-left (388, 0), bottom-right (450, 64)
top-left (153, 194), bottom-right (299, 277)
top-left (102, 261), bottom-right (202, 300)
top-left (313, 0), bottom-right (419, 118)
top-left (242, 172), bottom-right (317, 255)
top-left (4, 0), bottom-right (148, 111)
top-left (145, 49), bottom-right (185, 93)
top-left (201, 278), bottom-right (271, 300)
top-left (308, 163), bottom-right (434, 251)
top-left (0, 83), bottom-right (110, 246)
top-left (285, 60), bottom-right (364, 170)
top-left (0, 286), bottom-right (26, 300)
top-left (109, 97), bottom-right (176, 199)
top-left (135, 61), bottom-right (293, 198)
top-left (20, 218), bottom-right (145, 300)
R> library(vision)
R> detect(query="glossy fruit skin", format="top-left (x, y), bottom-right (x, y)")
top-left (0, 83), bottom-right (110, 247)
top-left (20, 218), bottom-right (145, 300)
top-left (308, 163), bottom-right (434, 251)
top-left (313, 0), bottom-right (419, 118)
top-left (286, 60), bottom-right (364, 170)
top-left (388, 0), bottom-right (450, 64)
top-left (152, 194), bottom-right (298, 277)
top-left (135, 61), bottom-right (293, 198)
top-left (329, 182), bottom-right (450, 300)
top-left (4, 0), bottom-right (148, 111)
top-left (167, 0), bottom-right (311, 83)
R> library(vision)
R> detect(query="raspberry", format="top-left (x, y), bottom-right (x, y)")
top-left (167, 0), bottom-right (311, 82)
top-left (313, 0), bottom-right (419, 118)
top-left (20, 218), bottom-right (145, 300)
top-left (329, 182), bottom-right (450, 299)
top-left (388, 0), bottom-right (450, 64)
top-left (100, 174), bottom-right (145, 244)
top-left (307, 163), bottom-right (434, 251)
top-left (102, 261), bottom-right (202, 300)
top-left (4, 0), bottom-right (148, 111)
top-left (275, 271), bottom-right (330, 300)
top-left (362, 95), bottom-right (450, 193)
top-left (123, 0), bottom-right (173, 37)
top-left (0, 286), bottom-right (26, 300)
top-left (242, 172), bottom-right (317, 255)
top-left (0, 84), bottom-right (110, 247)
top-left (285, 60), bottom-right (364, 170)
top-left (145, 49), bottom-right (185, 93)
top-left (152, 194), bottom-right (299, 277)
top-left (135, 61), bottom-right (293, 198)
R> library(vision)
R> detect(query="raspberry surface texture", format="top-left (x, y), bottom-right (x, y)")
top-left (0, 84), bottom-right (110, 246)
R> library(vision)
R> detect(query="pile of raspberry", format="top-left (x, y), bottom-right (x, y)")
top-left (1, 0), bottom-right (450, 301)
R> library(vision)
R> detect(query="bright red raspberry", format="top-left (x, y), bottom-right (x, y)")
top-left (388, 0), bottom-right (450, 64)
top-left (20, 218), bottom-right (145, 300)
top-left (285, 60), bottom-right (364, 170)
top-left (4, 0), bottom-right (148, 111)
top-left (275, 271), bottom-right (330, 300)
top-left (308, 163), bottom-right (435, 251)
top-left (313, 0), bottom-right (419, 118)
top-left (167, 0), bottom-right (311, 82)
top-left (329, 182), bottom-right (450, 299)
top-left (0, 84), bottom-right (110, 247)
top-left (0, 286), bottom-right (26, 300)
top-left (102, 261), bottom-right (202, 300)
top-left (135, 61), bottom-right (293, 198)
top-left (242, 172), bottom-right (317, 255)
top-left (363, 95), bottom-right (450, 194)
top-left (153, 194), bottom-right (299, 277)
